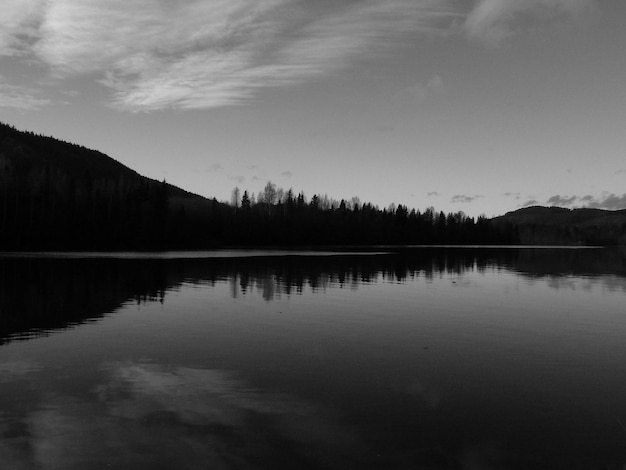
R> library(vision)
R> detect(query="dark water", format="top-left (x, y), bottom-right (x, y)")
top-left (1, 247), bottom-right (626, 469)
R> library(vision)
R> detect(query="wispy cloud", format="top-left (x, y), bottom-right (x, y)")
top-left (0, 77), bottom-right (50, 110)
top-left (404, 74), bottom-right (444, 104)
top-left (464, 0), bottom-right (597, 46)
top-left (228, 175), bottom-right (246, 184)
top-left (583, 193), bottom-right (626, 211)
top-left (545, 193), bottom-right (626, 210)
top-left (451, 194), bottom-right (483, 203)
top-left (0, 0), bottom-right (459, 111)
top-left (546, 194), bottom-right (577, 207)
top-left (280, 171), bottom-right (293, 179)
top-left (0, 0), bottom-right (598, 111)
top-left (205, 163), bottom-right (223, 173)
top-left (0, 0), bottom-right (45, 56)
top-left (521, 199), bottom-right (539, 207)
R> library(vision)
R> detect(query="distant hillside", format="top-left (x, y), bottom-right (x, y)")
top-left (494, 206), bottom-right (626, 245)
top-left (0, 123), bottom-right (139, 179)
top-left (0, 122), bottom-right (219, 250)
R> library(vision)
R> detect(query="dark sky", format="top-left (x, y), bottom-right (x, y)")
top-left (1, 0), bottom-right (624, 216)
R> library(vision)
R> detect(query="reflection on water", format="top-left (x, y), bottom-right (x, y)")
top-left (2, 247), bottom-right (625, 342)
top-left (2, 247), bottom-right (626, 469)
top-left (1, 363), bottom-right (357, 470)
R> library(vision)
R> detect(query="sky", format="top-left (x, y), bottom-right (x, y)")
top-left (0, 0), bottom-right (625, 217)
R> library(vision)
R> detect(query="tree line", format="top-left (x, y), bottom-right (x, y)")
top-left (6, 121), bottom-right (624, 249)
top-left (0, 118), bottom-right (517, 250)
top-left (217, 181), bottom-right (515, 246)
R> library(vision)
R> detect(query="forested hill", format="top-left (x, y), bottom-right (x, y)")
top-left (493, 206), bottom-right (626, 245)
top-left (1, 121), bottom-right (626, 249)
top-left (0, 122), bottom-right (216, 249)
top-left (0, 122), bottom-right (140, 180)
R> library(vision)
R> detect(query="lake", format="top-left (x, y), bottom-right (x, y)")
top-left (1, 247), bottom-right (626, 469)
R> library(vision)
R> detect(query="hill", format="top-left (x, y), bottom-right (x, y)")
top-left (494, 206), bottom-right (626, 245)
top-left (0, 122), bottom-right (219, 250)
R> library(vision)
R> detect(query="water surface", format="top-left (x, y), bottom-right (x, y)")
top-left (1, 247), bottom-right (626, 469)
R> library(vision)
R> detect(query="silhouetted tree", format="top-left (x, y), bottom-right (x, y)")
top-left (241, 191), bottom-right (251, 211)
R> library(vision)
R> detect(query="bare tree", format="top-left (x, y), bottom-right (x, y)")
top-left (262, 181), bottom-right (277, 205)
top-left (231, 186), bottom-right (240, 208)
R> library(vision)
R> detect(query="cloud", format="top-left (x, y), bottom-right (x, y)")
top-left (543, 193), bottom-right (626, 210)
top-left (0, 0), bottom-right (45, 56)
top-left (546, 194), bottom-right (577, 206)
top-left (0, 0), bottom-right (459, 111)
top-left (464, 0), bottom-right (597, 46)
top-left (427, 191), bottom-right (439, 197)
top-left (228, 175), bottom-right (246, 184)
top-left (280, 171), bottom-right (293, 178)
top-left (0, 77), bottom-right (50, 110)
top-left (404, 74), bottom-right (444, 104)
top-left (451, 194), bottom-right (483, 203)
top-left (583, 193), bottom-right (626, 211)
top-left (521, 199), bottom-right (539, 207)
top-left (1, 0), bottom-right (598, 111)
top-left (205, 163), bottom-right (223, 172)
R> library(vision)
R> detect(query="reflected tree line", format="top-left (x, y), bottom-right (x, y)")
top-left (224, 251), bottom-right (492, 301)
top-left (0, 257), bottom-right (169, 343)
top-left (2, 248), bottom-right (625, 344)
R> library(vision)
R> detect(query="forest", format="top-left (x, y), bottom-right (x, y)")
top-left (1, 121), bottom-right (625, 250)
top-left (215, 182), bottom-right (513, 246)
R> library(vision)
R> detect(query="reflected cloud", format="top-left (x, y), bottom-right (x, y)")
top-left (546, 276), bottom-right (580, 291)
top-left (0, 360), bottom-right (43, 380)
top-left (0, 360), bottom-right (521, 469)
top-left (99, 364), bottom-right (302, 420)
top-left (541, 274), bottom-right (626, 293)
top-left (406, 379), bottom-right (441, 410)
top-left (6, 363), bottom-right (361, 469)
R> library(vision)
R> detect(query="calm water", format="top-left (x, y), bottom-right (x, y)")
top-left (1, 247), bottom-right (626, 469)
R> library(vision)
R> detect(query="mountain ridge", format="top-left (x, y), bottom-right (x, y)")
top-left (0, 121), bottom-right (217, 250)
top-left (494, 205), bottom-right (626, 245)
top-left (0, 122), bottom-right (202, 200)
